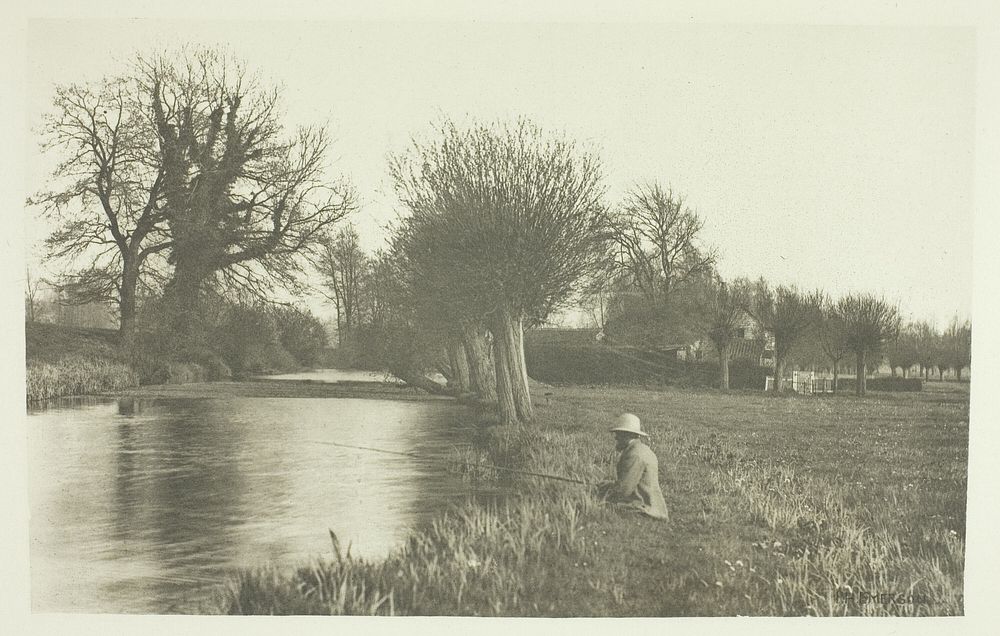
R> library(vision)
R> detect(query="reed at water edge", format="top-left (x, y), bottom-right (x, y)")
top-left (211, 425), bottom-right (614, 616)
top-left (26, 356), bottom-right (140, 403)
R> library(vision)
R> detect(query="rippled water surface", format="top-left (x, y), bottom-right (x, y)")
top-left (28, 392), bottom-right (476, 613)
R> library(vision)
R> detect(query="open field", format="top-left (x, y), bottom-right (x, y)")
top-left (215, 382), bottom-right (969, 616)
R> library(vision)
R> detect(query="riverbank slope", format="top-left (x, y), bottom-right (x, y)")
top-left (25, 322), bottom-right (139, 402)
top-left (214, 382), bottom-right (968, 616)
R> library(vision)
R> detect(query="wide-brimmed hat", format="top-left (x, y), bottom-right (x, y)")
top-left (609, 413), bottom-right (648, 437)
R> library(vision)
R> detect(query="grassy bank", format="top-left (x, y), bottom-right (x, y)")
top-left (26, 356), bottom-right (140, 402)
top-left (25, 322), bottom-right (140, 402)
top-left (213, 383), bottom-right (968, 616)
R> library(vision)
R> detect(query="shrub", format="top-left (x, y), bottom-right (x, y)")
top-left (273, 306), bottom-right (328, 367)
top-left (728, 361), bottom-right (771, 390)
top-left (523, 343), bottom-right (769, 389)
top-left (216, 305), bottom-right (297, 376)
top-left (203, 356), bottom-right (232, 380)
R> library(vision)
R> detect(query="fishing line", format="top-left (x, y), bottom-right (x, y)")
top-left (306, 439), bottom-right (595, 486)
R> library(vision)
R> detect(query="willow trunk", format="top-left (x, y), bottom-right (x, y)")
top-left (463, 328), bottom-right (497, 402)
top-left (856, 350), bottom-right (868, 396)
top-left (490, 309), bottom-right (533, 424)
top-left (718, 342), bottom-right (730, 390)
top-left (773, 353), bottom-right (786, 393)
top-left (491, 334), bottom-right (518, 425)
top-left (446, 341), bottom-right (471, 394)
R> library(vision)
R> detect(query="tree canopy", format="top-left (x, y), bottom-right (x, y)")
top-left (390, 117), bottom-right (609, 423)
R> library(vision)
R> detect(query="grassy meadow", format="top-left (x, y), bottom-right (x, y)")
top-left (214, 381), bottom-right (968, 616)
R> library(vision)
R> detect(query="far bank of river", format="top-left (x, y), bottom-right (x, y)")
top-left (113, 377), bottom-right (447, 402)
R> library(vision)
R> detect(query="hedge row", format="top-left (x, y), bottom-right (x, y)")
top-left (835, 377), bottom-right (923, 392)
top-left (523, 344), bottom-right (769, 390)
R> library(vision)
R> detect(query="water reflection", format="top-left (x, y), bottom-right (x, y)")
top-left (28, 395), bottom-right (478, 613)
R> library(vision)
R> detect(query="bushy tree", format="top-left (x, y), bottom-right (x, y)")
top-left (145, 50), bottom-right (355, 337)
top-left (216, 304), bottom-right (295, 376)
top-left (390, 118), bottom-right (608, 424)
top-left (272, 306), bottom-right (328, 367)
top-left (836, 294), bottom-right (901, 396)
top-left (746, 281), bottom-right (822, 392)
top-left (817, 298), bottom-right (851, 391)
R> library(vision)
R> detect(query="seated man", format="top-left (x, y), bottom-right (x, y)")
top-left (597, 413), bottom-right (669, 521)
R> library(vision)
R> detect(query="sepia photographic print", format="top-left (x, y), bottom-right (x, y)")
top-left (4, 2), bottom-right (1000, 634)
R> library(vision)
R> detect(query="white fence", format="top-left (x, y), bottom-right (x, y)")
top-left (764, 372), bottom-right (834, 394)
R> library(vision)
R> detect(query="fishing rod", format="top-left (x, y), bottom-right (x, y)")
top-left (306, 439), bottom-right (595, 486)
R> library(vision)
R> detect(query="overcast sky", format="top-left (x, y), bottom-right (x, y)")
top-left (24, 19), bottom-right (977, 328)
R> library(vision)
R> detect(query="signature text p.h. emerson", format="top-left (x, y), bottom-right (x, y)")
top-left (836, 588), bottom-right (945, 607)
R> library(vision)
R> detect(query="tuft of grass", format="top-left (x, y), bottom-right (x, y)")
top-left (214, 489), bottom-right (602, 616)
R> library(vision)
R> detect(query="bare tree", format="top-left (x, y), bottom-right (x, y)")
top-left (606, 183), bottom-right (716, 346)
top-left (836, 293), bottom-right (901, 396)
top-left (24, 267), bottom-right (46, 323)
top-left (698, 276), bottom-right (751, 390)
top-left (391, 117), bottom-right (608, 424)
top-left (817, 299), bottom-right (851, 391)
top-left (29, 74), bottom-right (171, 346)
top-left (932, 334), bottom-right (952, 381)
top-left (911, 321), bottom-right (938, 381)
top-left (886, 322), bottom-right (920, 378)
top-left (579, 264), bottom-right (622, 332)
top-left (746, 281), bottom-right (822, 392)
top-left (317, 224), bottom-right (368, 345)
top-left (945, 317), bottom-right (972, 381)
top-left (611, 183), bottom-right (716, 302)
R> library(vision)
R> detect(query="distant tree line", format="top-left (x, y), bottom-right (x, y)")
top-left (885, 318), bottom-right (972, 382)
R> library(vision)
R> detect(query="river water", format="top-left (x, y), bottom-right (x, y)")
top-left (27, 381), bottom-right (479, 614)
